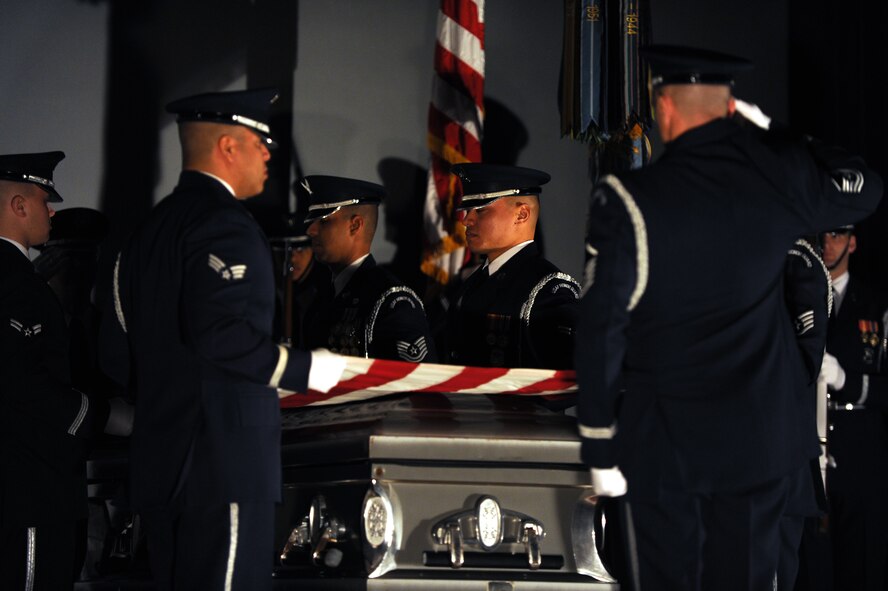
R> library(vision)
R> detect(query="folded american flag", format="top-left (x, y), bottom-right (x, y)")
top-left (279, 357), bottom-right (576, 408)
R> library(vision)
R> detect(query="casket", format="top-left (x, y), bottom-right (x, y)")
top-left (273, 393), bottom-right (619, 590)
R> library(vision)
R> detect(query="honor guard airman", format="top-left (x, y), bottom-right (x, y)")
top-left (445, 163), bottom-right (579, 369)
top-left (574, 45), bottom-right (883, 590)
top-left (817, 225), bottom-right (888, 590)
top-left (100, 90), bottom-right (345, 591)
top-left (778, 237), bottom-right (832, 590)
top-left (0, 152), bottom-right (129, 590)
top-left (300, 175), bottom-right (436, 362)
top-left (269, 213), bottom-right (332, 348)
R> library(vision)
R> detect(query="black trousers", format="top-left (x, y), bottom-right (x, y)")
top-left (628, 475), bottom-right (790, 591)
top-left (141, 501), bottom-right (274, 591)
top-left (0, 521), bottom-right (77, 590)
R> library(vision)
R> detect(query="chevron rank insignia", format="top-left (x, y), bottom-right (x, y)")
top-left (795, 309), bottom-right (815, 335)
top-left (10, 318), bottom-right (42, 337)
top-left (396, 336), bottom-right (429, 363)
top-left (830, 169), bottom-right (865, 194)
top-left (208, 254), bottom-right (247, 280)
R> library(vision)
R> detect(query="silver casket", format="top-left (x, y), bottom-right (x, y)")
top-left (273, 393), bottom-right (619, 590)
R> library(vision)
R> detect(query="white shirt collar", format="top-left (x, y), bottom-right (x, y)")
top-left (196, 170), bottom-right (236, 197)
top-left (486, 240), bottom-right (533, 276)
top-left (832, 271), bottom-right (849, 297)
top-left (0, 236), bottom-right (30, 259)
top-left (333, 253), bottom-right (370, 296)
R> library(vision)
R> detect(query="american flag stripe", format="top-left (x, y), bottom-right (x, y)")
top-left (421, 0), bottom-right (486, 285)
top-left (440, 0), bottom-right (485, 42)
top-left (428, 104), bottom-right (482, 156)
top-left (279, 357), bottom-right (577, 408)
top-left (434, 44), bottom-right (484, 105)
top-left (417, 365), bottom-right (510, 392)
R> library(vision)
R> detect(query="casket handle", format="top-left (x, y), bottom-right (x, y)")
top-left (523, 523), bottom-right (543, 570)
top-left (448, 523), bottom-right (465, 568)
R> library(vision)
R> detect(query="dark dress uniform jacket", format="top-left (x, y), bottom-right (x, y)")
top-left (824, 275), bottom-right (888, 588)
top-left (782, 239), bottom-right (831, 518)
top-left (577, 118), bottom-right (882, 496)
top-left (0, 240), bottom-right (108, 527)
top-left (304, 255), bottom-right (436, 362)
top-left (448, 242), bottom-right (580, 369)
top-left (103, 172), bottom-right (311, 510)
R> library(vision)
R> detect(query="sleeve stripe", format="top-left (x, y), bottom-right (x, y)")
top-left (601, 175), bottom-right (649, 311)
top-left (578, 422), bottom-right (617, 439)
top-left (269, 345), bottom-right (288, 388)
top-left (113, 252), bottom-right (128, 333)
top-left (67, 391), bottom-right (89, 435)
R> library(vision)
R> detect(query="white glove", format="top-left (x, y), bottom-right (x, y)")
top-left (307, 349), bottom-right (347, 393)
top-left (104, 397), bottom-right (135, 436)
top-left (734, 98), bottom-right (772, 130)
top-left (590, 466), bottom-right (628, 497)
top-left (820, 352), bottom-right (846, 391)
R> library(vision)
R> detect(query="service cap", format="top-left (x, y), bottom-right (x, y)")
top-left (269, 212), bottom-right (312, 248)
top-left (0, 151), bottom-right (65, 202)
top-left (165, 88), bottom-right (279, 148)
top-left (452, 163), bottom-right (550, 211)
top-left (35, 207), bottom-right (108, 250)
top-left (299, 175), bottom-right (386, 223)
top-left (642, 45), bottom-right (752, 88)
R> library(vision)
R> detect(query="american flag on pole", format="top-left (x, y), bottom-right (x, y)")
top-left (420, 0), bottom-right (486, 285)
top-left (279, 357), bottom-right (576, 408)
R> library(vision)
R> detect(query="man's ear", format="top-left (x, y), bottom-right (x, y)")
top-left (10, 194), bottom-right (27, 218)
top-left (349, 214), bottom-right (364, 235)
top-left (849, 234), bottom-right (858, 255)
top-left (218, 134), bottom-right (237, 160)
top-left (515, 203), bottom-right (530, 224)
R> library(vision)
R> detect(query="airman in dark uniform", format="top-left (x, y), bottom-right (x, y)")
top-left (0, 153), bottom-right (124, 590)
top-left (445, 163), bottom-right (579, 369)
top-left (33, 207), bottom-right (112, 397)
top-left (300, 175), bottom-right (436, 362)
top-left (100, 90), bottom-right (345, 591)
top-left (818, 225), bottom-right (888, 591)
top-left (779, 237), bottom-right (832, 591)
top-left (575, 46), bottom-right (883, 590)
top-left (269, 215), bottom-right (332, 348)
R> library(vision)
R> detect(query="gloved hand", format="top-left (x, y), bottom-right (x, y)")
top-left (734, 98), bottom-right (772, 130)
top-left (590, 466), bottom-right (628, 497)
top-left (307, 349), bottom-right (347, 393)
top-left (104, 397), bottom-right (135, 436)
top-left (820, 352), bottom-right (846, 391)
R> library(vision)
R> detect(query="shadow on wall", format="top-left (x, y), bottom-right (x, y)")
top-left (374, 97), bottom-right (534, 294)
top-left (89, 0), bottom-right (299, 268)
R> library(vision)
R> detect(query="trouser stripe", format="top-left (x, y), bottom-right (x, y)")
top-left (225, 503), bottom-right (239, 591)
top-left (25, 527), bottom-right (36, 591)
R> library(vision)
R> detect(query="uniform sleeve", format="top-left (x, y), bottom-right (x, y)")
top-left (523, 274), bottom-right (580, 369)
top-left (783, 239), bottom-right (831, 384)
top-left (181, 209), bottom-right (311, 392)
top-left (2, 277), bottom-right (110, 438)
top-left (799, 137), bottom-right (883, 230)
top-left (367, 287), bottom-right (437, 363)
top-left (575, 177), bottom-right (641, 468)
